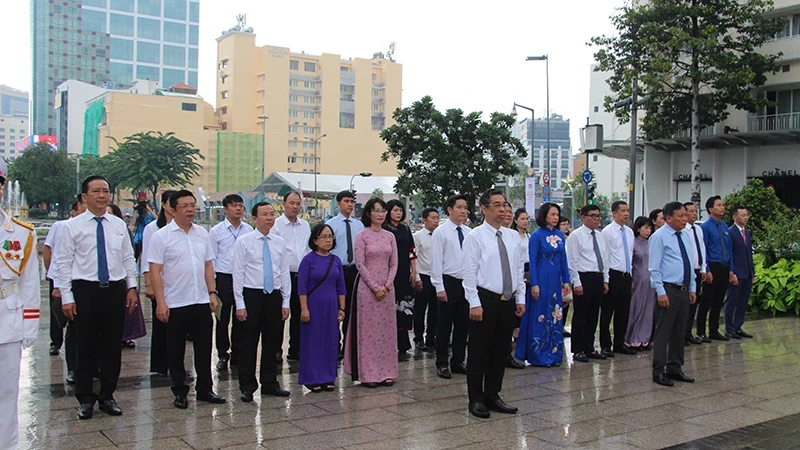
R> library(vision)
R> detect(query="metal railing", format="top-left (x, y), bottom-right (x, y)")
top-left (748, 113), bottom-right (800, 131)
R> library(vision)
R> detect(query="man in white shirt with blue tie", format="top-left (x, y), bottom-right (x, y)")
top-left (233, 201), bottom-right (291, 402)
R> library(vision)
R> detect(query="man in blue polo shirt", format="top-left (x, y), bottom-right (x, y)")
top-left (697, 196), bottom-right (736, 342)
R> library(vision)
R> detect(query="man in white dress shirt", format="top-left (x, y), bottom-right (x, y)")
top-left (431, 195), bottom-right (471, 379)
top-left (271, 191), bottom-right (310, 362)
top-left (208, 194), bottom-right (253, 371)
top-left (565, 204), bottom-right (610, 363)
top-left (149, 190), bottom-right (225, 409)
top-left (233, 201), bottom-right (292, 402)
top-left (55, 176), bottom-right (139, 420)
top-left (412, 207), bottom-right (439, 351)
top-left (598, 201), bottom-right (636, 357)
top-left (462, 189), bottom-right (526, 419)
top-left (683, 202), bottom-right (708, 345)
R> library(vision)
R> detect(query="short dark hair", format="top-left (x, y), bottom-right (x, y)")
top-left (336, 190), bottom-right (355, 203)
top-left (445, 194), bottom-right (467, 212)
top-left (580, 204), bottom-right (600, 216)
top-left (71, 201), bottom-right (80, 211)
top-left (731, 205), bottom-right (747, 216)
top-left (510, 208), bottom-right (528, 231)
top-left (283, 191), bottom-right (301, 202)
top-left (632, 216), bottom-right (653, 237)
top-left (223, 194), bottom-right (244, 207)
top-left (157, 189), bottom-right (178, 228)
top-left (251, 201), bottom-right (273, 217)
top-left (422, 207), bottom-right (438, 220)
top-left (705, 195), bottom-right (721, 213)
top-left (558, 216), bottom-right (570, 228)
top-left (648, 208), bottom-right (663, 222)
top-left (81, 175), bottom-right (109, 194)
top-left (683, 202), bottom-right (696, 210)
top-left (479, 189), bottom-right (505, 207)
top-left (611, 200), bottom-right (628, 212)
top-left (361, 197), bottom-right (387, 228)
top-left (663, 201), bottom-right (685, 218)
top-left (107, 203), bottom-right (123, 220)
top-left (385, 199), bottom-right (406, 222)
top-left (169, 189), bottom-right (195, 210)
top-left (308, 223), bottom-right (336, 252)
top-left (535, 203), bottom-right (560, 228)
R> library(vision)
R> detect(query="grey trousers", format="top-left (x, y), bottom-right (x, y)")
top-left (653, 284), bottom-right (689, 377)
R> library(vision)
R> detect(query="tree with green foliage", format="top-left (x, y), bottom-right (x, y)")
top-left (7, 143), bottom-right (75, 216)
top-left (76, 153), bottom-right (124, 203)
top-left (108, 131), bottom-right (204, 205)
top-left (592, 0), bottom-right (784, 208)
top-left (371, 188), bottom-right (385, 200)
top-left (380, 96), bottom-right (526, 222)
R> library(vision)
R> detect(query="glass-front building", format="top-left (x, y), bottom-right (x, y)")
top-left (517, 114), bottom-right (572, 190)
top-left (32, 0), bottom-right (200, 135)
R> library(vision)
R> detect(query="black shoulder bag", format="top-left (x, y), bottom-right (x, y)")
top-left (306, 255), bottom-right (335, 297)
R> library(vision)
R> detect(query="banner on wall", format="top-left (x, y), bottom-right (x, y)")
top-left (525, 177), bottom-right (537, 219)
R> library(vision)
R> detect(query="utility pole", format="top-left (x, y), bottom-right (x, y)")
top-left (613, 78), bottom-right (650, 220)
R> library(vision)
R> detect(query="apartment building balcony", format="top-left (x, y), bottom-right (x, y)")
top-left (748, 113), bottom-right (800, 131)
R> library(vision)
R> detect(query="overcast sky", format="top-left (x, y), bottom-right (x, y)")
top-left (0, 0), bottom-right (623, 147)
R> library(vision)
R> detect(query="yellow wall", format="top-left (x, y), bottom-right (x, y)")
top-left (216, 32), bottom-right (401, 178)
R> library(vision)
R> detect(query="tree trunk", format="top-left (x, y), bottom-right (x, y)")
top-left (691, 76), bottom-right (701, 210)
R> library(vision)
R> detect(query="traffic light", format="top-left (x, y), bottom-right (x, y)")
top-left (586, 183), bottom-right (596, 205)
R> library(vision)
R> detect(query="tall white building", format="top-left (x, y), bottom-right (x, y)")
top-left (515, 114), bottom-right (573, 193)
top-left (0, 85), bottom-right (29, 159)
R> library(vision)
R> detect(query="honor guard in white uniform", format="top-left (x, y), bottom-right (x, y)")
top-left (0, 158), bottom-right (41, 450)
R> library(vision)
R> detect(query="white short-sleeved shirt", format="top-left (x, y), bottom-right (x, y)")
top-left (147, 221), bottom-right (214, 309)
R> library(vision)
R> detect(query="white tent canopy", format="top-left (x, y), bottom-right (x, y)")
top-left (256, 172), bottom-right (398, 197)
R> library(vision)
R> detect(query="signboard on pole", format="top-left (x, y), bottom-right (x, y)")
top-left (525, 177), bottom-right (537, 218)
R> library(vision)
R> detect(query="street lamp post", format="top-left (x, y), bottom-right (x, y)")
top-left (257, 115), bottom-right (269, 184)
top-left (526, 55), bottom-right (550, 199)
top-left (510, 103), bottom-right (535, 169)
top-left (349, 172), bottom-right (373, 193)
top-left (305, 133), bottom-right (327, 211)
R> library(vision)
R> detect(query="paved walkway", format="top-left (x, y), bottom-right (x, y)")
top-left (17, 282), bottom-right (800, 449)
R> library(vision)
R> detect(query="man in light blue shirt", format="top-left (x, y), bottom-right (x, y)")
top-left (326, 190), bottom-right (364, 355)
top-left (648, 202), bottom-right (697, 387)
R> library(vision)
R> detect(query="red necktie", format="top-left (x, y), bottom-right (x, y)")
top-left (741, 228), bottom-right (746, 244)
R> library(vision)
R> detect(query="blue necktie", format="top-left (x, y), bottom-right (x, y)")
top-left (94, 217), bottom-right (109, 283)
top-left (591, 230), bottom-right (604, 272)
top-left (717, 221), bottom-right (728, 262)
top-left (676, 231), bottom-right (691, 288)
top-left (262, 236), bottom-right (274, 294)
top-left (621, 226), bottom-right (631, 274)
top-left (456, 226), bottom-right (464, 249)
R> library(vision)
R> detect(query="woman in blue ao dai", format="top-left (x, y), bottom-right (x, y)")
top-left (515, 203), bottom-right (571, 367)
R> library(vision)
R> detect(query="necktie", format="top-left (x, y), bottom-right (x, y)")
top-left (262, 236), bottom-right (274, 294)
top-left (591, 230), bottom-right (604, 272)
top-left (676, 231), bottom-right (691, 288)
top-left (691, 225), bottom-right (703, 267)
top-left (740, 228), bottom-right (746, 244)
top-left (344, 219), bottom-right (353, 264)
top-left (456, 226), bottom-right (464, 249)
top-left (496, 230), bottom-right (514, 299)
top-left (94, 217), bottom-right (109, 283)
top-left (620, 226), bottom-right (631, 274)
top-left (717, 221), bottom-right (728, 262)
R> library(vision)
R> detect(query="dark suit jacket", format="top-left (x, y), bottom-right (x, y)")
top-left (729, 224), bottom-right (755, 279)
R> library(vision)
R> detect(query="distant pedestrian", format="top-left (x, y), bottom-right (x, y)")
top-left (625, 216), bottom-right (656, 350)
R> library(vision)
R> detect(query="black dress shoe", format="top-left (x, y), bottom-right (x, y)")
top-left (99, 399), bottom-right (123, 416)
top-left (486, 398), bottom-right (518, 414)
top-left (601, 348), bottom-right (615, 358)
top-left (436, 367), bottom-right (452, 379)
top-left (287, 353), bottom-right (300, 361)
top-left (197, 392), bottom-right (226, 404)
top-left (173, 395), bottom-right (189, 409)
top-left (229, 356), bottom-right (240, 366)
top-left (615, 346), bottom-right (637, 355)
top-left (725, 332), bottom-right (742, 340)
top-left (666, 372), bottom-right (695, 383)
top-left (469, 402), bottom-right (490, 419)
top-left (709, 332), bottom-right (730, 341)
top-left (684, 341), bottom-right (691, 347)
top-left (49, 344), bottom-right (60, 356)
top-left (414, 341), bottom-right (428, 351)
top-left (240, 391), bottom-right (254, 402)
top-left (653, 374), bottom-right (674, 386)
top-left (563, 330), bottom-right (572, 338)
top-left (262, 387), bottom-right (290, 397)
top-left (155, 371), bottom-right (169, 378)
top-left (737, 330), bottom-right (753, 338)
top-left (216, 358), bottom-right (229, 371)
top-left (686, 335), bottom-right (702, 345)
top-left (66, 371), bottom-right (75, 385)
top-left (362, 382), bottom-right (378, 389)
top-left (587, 351), bottom-right (607, 360)
top-left (697, 335), bottom-right (712, 343)
top-left (77, 403), bottom-right (94, 420)
top-left (275, 352), bottom-right (284, 363)
top-left (573, 352), bottom-right (589, 363)
top-left (451, 363), bottom-right (467, 375)
top-left (505, 356), bottom-right (525, 369)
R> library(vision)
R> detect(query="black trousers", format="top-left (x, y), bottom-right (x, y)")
top-left (413, 274), bottom-right (438, 346)
top-left (571, 272), bottom-right (604, 355)
top-left (166, 303), bottom-right (213, 396)
top-left (653, 284), bottom-right (689, 377)
top-left (49, 279), bottom-right (63, 348)
top-left (214, 273), bottom-right (242, 361)
top-left (239, 289), bottom-right (283, 393)
top-left (340, 265), bottom-right (359, 352)
top-left (436, 275), bottom-right (469, 369)
top-left (150, 298), bottom-right (169, 373)
top-left (279, 273), bottom-right (300, 357)
top-left (697, 262), bottom-right (729, 336)
top-left (686, 270), bottom-right (702, 338)
top-left (467, 288), bottom-right (516, 404)
top-left (72, 280), bottom-right (126, 404)
top-left (600, 270), bottom-right (632, 351)
top-left (49, 279), bottom-right (77, 371)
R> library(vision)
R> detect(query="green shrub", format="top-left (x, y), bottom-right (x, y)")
top-left (751, 254), bottom-right (800, 316)
top-left (722, 178), bottom-right (790, 250)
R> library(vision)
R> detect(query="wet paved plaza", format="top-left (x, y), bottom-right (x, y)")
top-left (16, 281), bottom-right (800, 449)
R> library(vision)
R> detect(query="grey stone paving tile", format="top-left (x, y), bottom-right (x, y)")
top-left (445, 415), bottom-right (559, 443)
top-left (621, 421), bottom-right (716, 449)
top-left (674, 391), bottom-right (764, 414)
top-left (311, 392), bottom-right (417, 413)
top-left (734, 379), bottom-right (800, 400)
top-left (181, 423), bottom-right (306, 449)
top-left (380, 395), bottom-right (466, 418)
top-left (344, 430), bottom-right (475, 450)
top-left (607, 404), bottom-right (707, 429)
top-left (528, 401), bottom-right (628, 425)
top-left (43, 412), bottom-right (156, 437)
top-left (39, 431), bottom-right (115, 449)
top-left (214, 403), bottom-right (330, 428)
top-left (288, 407), bottom-right (403, 433)
top-left (531, 418), bottom-right (641, 447)
top-left (365, 411), bottom-right (472, 438)
top-left (115, 436), bottom-right (196, 450)
top-left (684, 406), bottom-right (785, 434)
top-left (598, 388), bottom-right (691, 412)
top-left (260, 426), bottom-right (386, 450)
top-left (748, 393), bottom-right (800, 416)
top-left (101, 416), bottom-right (231, 445)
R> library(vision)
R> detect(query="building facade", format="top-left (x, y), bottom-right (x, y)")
top-left (215, 25), bottom-right (402, 177)
top-left (55, 80), bottom-right (108, 155)
top-left (0, 85), bottom-right (29, 159)
top-left (32, 0), bottom-right (200, 136)
top-left (515, 114), bottom-right (573, 192)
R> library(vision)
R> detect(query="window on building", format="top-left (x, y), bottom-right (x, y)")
top-left (533, 159), bottom-right (540, 168)
top-left (303, 126), bottom-right (315, 134)
top-left (371, 115), bottom-right (385, 130)
top-left (219, 59), bottom-right (228, 69)
top-left (137, 42), bottom-right (160, 64)
top-left (304, 112), bottom-right (314, 119)
top-left (137, 17), bottom-right (161, 40)
top-left (550, 160), bottom-right (557, 168)
top-left (188, 48), bottom-right (198, 69)
top-left (289, 95), bottom-right (298, 102)
top-left (372, 73), bottom-right (377, 81)
top-left (290, 60), bottom-right (299, 70)
top-left (341, 66), bottom-right (349, 72)
top-left (340, 84), bottom-right (355, 101)
top-left (221, 91), bottom-right (228, 99)
top-left (561, 150), bottom-right (569, 159)
top-left (220, 106), bottom-right (227, 114)
top-left (82, 0), bottom-right (106, 7)
top-left (561, 170), bottom-right (569, 179)
top-left (187, 71), bottom-right (198, 88)
top-left (181, 102), bottom-right (197, 111)
top-left (340, 112), bottom-right (355, 129)
top-left (220, 75), bottom-right (228, 84)
top-left (110, 38), bottom-right (134, 61)
top-left (138, 0), bottom-right (161, 16)
top-left (594, 106), bottom-right (599, 113)
top-left (110, 62), bottom-right (133, 84)
top-left (593, 155), bottom-right (598, 162)
top-left (164, 21), bottom-right (186, 44)
top-left (189, 1), bottom-right (199, 22)
top-left (561, 160), bottom-right (568, 169)
top-left (163, 45), bottom-right (185, 66)
top-left (290, 80), bottom-right (298, 87)
top-left (163, 68), bottom-right (185, 88)
top-left (136, 65), bottom-right (159, 81)
top-left (372, 103), bottom-right (379, 111)
top-left (164, 0), bottom-right (186, 20)
top-left (289, 141), bottom-right (298, 148)
top-left (289, 125), bottom-right (298, 133)
top-left (303, 96), bottom-right (314, 104)
top-left (304, 81), bottom-right (315, 89)
top-left (304, 62), bottom-right (315, 72)
top-left (110, 14), bottom-right (134, 37)
top-left (189, 24), bottom-right (198, 46)
top-left (81, 9), bottom-right (106, 33)
top-left (110, 0), bottom-right (133, 12)
top-left (289, 110), bottom-right (298, 118)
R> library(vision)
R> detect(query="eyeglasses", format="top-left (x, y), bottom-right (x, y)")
top-left (585, 214), bottom-right (601, 219)
top-left (373, 209), bottom-right (387, 215)
top-left (316, 234), bottom-right (334, 240)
